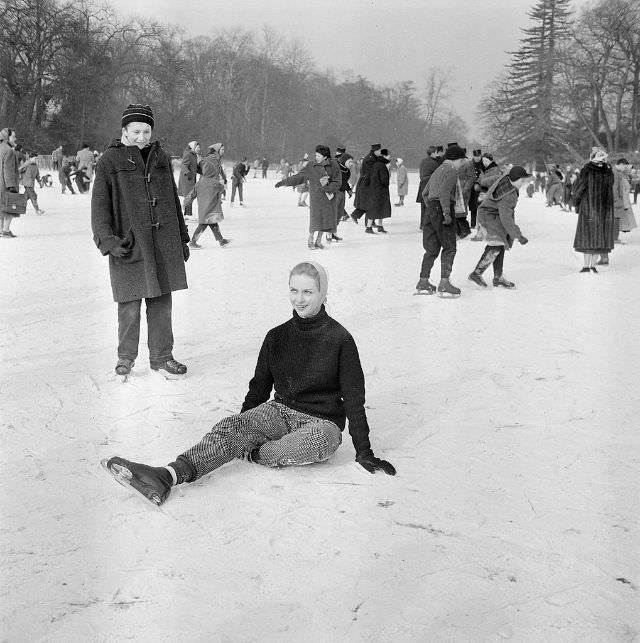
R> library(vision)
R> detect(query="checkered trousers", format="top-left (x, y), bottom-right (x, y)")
top-left (181, 401), bottom-right (342, 480)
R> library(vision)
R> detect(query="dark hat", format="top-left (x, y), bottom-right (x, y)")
top-left (436, 146), bottom-right (444, 153)
top-left (616, 158), bottom-right (630, 165)
top-left (315, 144), bottom-right (331, 158)
top-left (336, 146), bottom-right (346, 153)
top-left (447, 142), bottom-right (459, 148)
top-left (380, 148), bottom-right (390, 156)
top-left (482, 152), bottom-right (494, 161)
top-left (508, 166), bottom-right (532, 181)
top-left (443, 144), bottom-right (466, 161)
top-left (371, 143), bottom-right (381, 151)
top-left (473, 149), bottom-right (482, 156)
top-left (121, 103), bottom-right (154, 129)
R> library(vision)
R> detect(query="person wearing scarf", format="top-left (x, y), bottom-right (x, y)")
top-left (103, 261), bottom-right (396, 506)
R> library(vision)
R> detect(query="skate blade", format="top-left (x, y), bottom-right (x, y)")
top-left (437, 291), bottom-right (461, 298)
top-left (100, 458), bottom-right (163, 507)
top-left (413, 290), bottom-right (436, 296)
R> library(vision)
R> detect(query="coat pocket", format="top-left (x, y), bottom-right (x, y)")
top-left (118, 228), bottom-right (143, 263)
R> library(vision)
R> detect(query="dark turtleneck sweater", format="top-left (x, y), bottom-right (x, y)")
top-left (241, 305), bottom-right (371, 454)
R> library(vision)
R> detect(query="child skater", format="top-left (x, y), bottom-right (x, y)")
top-left (102, 261), bottom-right (396, 505)
top-left (468, 166), bottom-right (531, 289)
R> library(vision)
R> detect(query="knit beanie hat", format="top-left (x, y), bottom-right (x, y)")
top-left (443, 144), bottom-right (466, 161)
top-left (121, 104), bottom-right (154, 129)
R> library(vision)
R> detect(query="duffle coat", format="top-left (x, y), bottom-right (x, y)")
top-left (91, 139), bottom-right (189, 303)
top-left (368, 157), bottom-right (392, 220)
top-left (278, 158), bottom-right (341, 232)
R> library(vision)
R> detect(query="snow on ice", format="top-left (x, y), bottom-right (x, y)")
top-left (1, 171), bottom-right (639, 642)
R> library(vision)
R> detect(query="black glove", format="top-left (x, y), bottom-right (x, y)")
top-left (519, 235), bottom-right (529, 245)
top-left (110, 243), bottom-right (130, 258)
top-left (356, 449), bottom-right (396, 476)
top-left (274, 181), bottom-right (283, 188)
top-left (182, 243), bottom-right (190, 262)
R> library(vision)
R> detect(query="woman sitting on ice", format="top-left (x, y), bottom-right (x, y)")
top-left (103, 261), bottom-right (396, 506)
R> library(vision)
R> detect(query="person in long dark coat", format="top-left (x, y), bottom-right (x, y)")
top-left (91, 104), bottom-right (190, 377)
top-left (366, 149), bottom-right (392, 234)
top-left (416, 145), bottom-right (439, 229)
top-left (275, 145), bottom-right (341, 249)
top-left (572, 147), bottom-right (615, 273)
top-left (0, 127), bottom-right (21, 237)
top-left (178, 141), bottom-right (200, 219)
top-left (351, 143), bottom-right (382, 224)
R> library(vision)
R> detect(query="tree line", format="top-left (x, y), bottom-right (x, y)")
top-left (0, 0), bottom-right (466, 164)
top-left (481, 0), bottom-right (640, 167)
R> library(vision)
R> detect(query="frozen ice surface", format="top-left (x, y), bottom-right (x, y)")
top-left (1, 172), bottom-right (639, 642)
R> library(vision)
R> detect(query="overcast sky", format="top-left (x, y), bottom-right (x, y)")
top-left (107, 0), bottom-right (590, 139)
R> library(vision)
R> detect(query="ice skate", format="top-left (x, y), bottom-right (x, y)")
top-left (115, 358), bottom-right (134, 380)
top-left (151, 359), bottom-right (187, 376)
top-left (101, 456), bottom-right (172, 506)
top-left (376, 226), bottom-right (388, 234)
top-left (414, 277), bottom-right (436, 295)
top-left (219, 239), bottom-right (231, 247)
top-left (468, 272), bottom-right (488, 288)
top-left (365, 227), bottom-right (375, 234)
top-left (493, 276), bottom-right (516, 289)
top-left (437, 278), bottom-right (461, 298)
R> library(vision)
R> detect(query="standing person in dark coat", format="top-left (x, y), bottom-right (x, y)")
top-left (230, 157), bottom-right (249, 206)
top-left (573, 147), bottom-right (615, 273)
top-left (350, 143), bottom-right (381, 225)
top-left (367, 148), bottom-right (392, 234)
top-left (275, 145), bottom-right (341, 249)
top-left (0, 127), bottom-right (21, 238)
top-left (416, 146), bottom-right (439, 229)
top-left (178, 141), bottom-right (200, 220)
top-left (261, 157), bottom-right (269, 178)
top-left (91, 104), bottom-right (190, 377)
top-left (415, 144), bottom-right (467, 297)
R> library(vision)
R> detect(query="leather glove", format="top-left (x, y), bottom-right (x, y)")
top-left (274, 181), bottom-right (283, 188)
top-left (110, 243), bottom-right (130, 258)
top-left (182, 243), bottom-right (190, 262)
top-left (356, 449), bottom-right (396, 476)
top-left (518, 235), bottom-right (529, 245)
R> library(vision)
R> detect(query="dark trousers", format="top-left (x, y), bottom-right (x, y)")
top-left (634, 184), bottom-right (639, 204)
top-left (62, 177), bottom-right (75, 194)
top-left (231, 181), bottom-right (243, 203)
top-left (419, 200), bottom-right (427, 228)
top-left (420, 200), bottom-right (457, 279)
top-left (118, 292), bottom-right (174, 365)
top-left (262, 169), bottom-right (267, 178)
top-left (473, 245), bottom-right (505, 277)
top-left (193, 223), bottom-right (223, 241)
top-left (183, 202), bottom-right (193, 218)
top-left (24, 186), bottom-right (39, 211)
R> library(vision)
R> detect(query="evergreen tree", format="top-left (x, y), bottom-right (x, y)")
top-left (480, 0), bottom-right (573, 165)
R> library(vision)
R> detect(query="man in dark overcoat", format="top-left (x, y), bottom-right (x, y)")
top-left (91, 104), bottom-right (190, 377)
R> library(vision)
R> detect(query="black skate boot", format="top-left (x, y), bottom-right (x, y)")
top-left (365, 226), bottom-right (376, 234)
top-left (376, 226), bottom-right (388, 233)
top-left (101, 456), bottom-right (173, 506)
top-left (493, 276), bottom-right (516, 289)
top-left (468, 272), bottom-right (488, 288)
top-left (151, 359), bottom-right (187, 375)
top-left (115, 358), bottom-right (135, 376)
top-left (415, 277), bottom-right (436, 295)
top-left (437, 278), bottom-right (461, 298)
